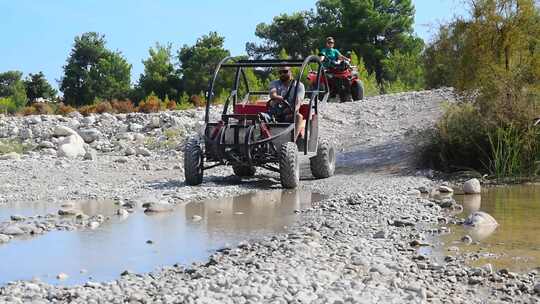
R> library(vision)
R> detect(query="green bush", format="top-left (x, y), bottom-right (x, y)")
top-left (0, 139), bottom-right (33, 155)
top-left (0, 97), bottom-right (18, 114)
top-left (422, 0), bottom-right (540, 178)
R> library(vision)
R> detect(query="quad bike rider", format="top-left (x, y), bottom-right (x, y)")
top-left (308, 36), bottom-right (364, 102)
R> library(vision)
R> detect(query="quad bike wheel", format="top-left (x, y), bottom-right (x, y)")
top-left (184, 136), bottom-right (204, 185)
top-left (233, 165), bottom-right (256, 177)
top-left (310, 138), bottom-right (336, 178)
top-left (351, 81), bottom-right (364, 101)
top-left (279, 142), bottom-right (299, 189)
top-left (337, 78), bottom-right (353, 103)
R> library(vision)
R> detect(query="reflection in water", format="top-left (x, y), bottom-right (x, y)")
top-left (461, 194), bottom-right (481, 214)
top-left (440, 185), bottom-right (540, 272)
top-left (464, 223), bottom-right (498, 242)
top-left (0, 190), bottom-right (325, 285)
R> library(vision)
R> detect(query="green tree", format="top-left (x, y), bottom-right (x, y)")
top-left (24, 72), bottom-right (57, 101)
top-left (179, 32), bottom-right (230, 96)
top-left (246, 0), bottom-right (424, 86)
top-left (424, 0), bottom-right (540, 176)
top-left (317, 0), bottom-right (422, 84)
top-left (0, 71), bottom-right (27, 109)
top-left (138, 43), bottom-right (182, 100)
top-left (60, 32), bottom-right (132, 106)
top-left (91, 51), bottom-right (132, 101)
top-left (382, 50), bottom-right (425, 91)
top-left (246, 12), bottom-right (317, 58)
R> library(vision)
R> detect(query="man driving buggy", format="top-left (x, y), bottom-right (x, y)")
top-left (265, 66), bottom-right (306, 141)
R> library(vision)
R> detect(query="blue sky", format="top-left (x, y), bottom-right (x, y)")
top-left (0, 0), bottom-right (465, 89)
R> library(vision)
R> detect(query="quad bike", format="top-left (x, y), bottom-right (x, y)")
top-left (184, 56), bottom-right (336, 189)
top-left (307, 59), bottom-right (364, 102)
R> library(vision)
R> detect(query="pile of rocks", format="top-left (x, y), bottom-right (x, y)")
top-left (0, 108), bottom-right (215, 160)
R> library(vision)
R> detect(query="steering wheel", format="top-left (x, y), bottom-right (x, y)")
top-left (267, 98), bottom-right (294, 115)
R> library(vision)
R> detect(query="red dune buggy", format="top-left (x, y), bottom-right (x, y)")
top-left (184, 56), bottom-right (336, 189)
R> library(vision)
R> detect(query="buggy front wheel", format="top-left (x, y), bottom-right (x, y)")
top-left (279, 142), bottom-right (299, 189)
top-left (184, 136), bottom-right (204, 185)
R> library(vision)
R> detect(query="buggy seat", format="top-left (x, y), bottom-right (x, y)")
top-left (234, 101), bottom-right (311, 120)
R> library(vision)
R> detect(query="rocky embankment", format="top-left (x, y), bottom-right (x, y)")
top-left (0, 88), bottom-right (538, 303)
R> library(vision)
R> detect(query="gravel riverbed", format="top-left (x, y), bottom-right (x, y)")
top-left (0, 88), bottom-right (538, 303)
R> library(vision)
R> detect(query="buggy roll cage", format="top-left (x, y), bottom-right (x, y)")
top-left (203, 56), bottom-right (328, 160)
top-left (204, 55), bottom-right (327, 124)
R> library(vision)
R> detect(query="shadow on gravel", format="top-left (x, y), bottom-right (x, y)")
top-left (146, 174), bottom-right (283, 190)
top-left (335, 141), bottom-right (416, 175)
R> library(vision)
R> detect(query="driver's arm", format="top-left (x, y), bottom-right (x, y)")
top-left (337, 50), bottom-right (348, 61)
top-left (295, 84), bottom-right (306, 112)
top-left (269, 88), bottom-right (284, 102)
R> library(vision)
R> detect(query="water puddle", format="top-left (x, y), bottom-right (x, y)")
top-left (0, 190), bottom-right (326, 285)
top-left (431, 184), bottom-right (540, 272)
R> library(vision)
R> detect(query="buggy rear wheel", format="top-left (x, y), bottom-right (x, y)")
top-left (279, 142), bottom-right (299, 189)
top-left (233, 165), bottom-right (256, 177)
top-left (310, 138), bottom-right (336, 178)
top-left (184, 136), bottom-right (204, 185)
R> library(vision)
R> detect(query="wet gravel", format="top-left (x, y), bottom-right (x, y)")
top-left (1, 88), bottom-right (539, 303)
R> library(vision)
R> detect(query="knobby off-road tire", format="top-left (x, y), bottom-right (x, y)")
top-left (233, 165), bottom-right (256, 177)
top-left (279, 142), bottom-right (299, 189)
top-left (351, 81), bottom-right (364, 101)
top-left (310, 139), bottom-right (336, 179)
top-left (338, 79), bottom-right (353, 103)
top-left (184, 137), bottom-right (204, 185)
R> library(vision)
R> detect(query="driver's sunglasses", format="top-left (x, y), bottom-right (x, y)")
top-left (278, 70), bottom-right (289, 74)
top-left (327, 42), bottom-right (334, 45)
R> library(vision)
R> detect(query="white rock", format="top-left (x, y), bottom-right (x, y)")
top-left (56, 273), bottom-right (69, 280)
top-left (54, 126), bottom-right (78, 137)
top-left (464, 211), bottom-right (498, 227)
top-left (438, 185), bottom-right (454, 193)
top-left (136, 147), bottom-right (151, 157)
top-left (129, 123), bottom-right (143, 132)
top-left (149, 116), bottom-right (161, 128)
top-left (125, 147), bottom-right (136, 156)
top-left (463, 178), bottom-right (481, 194)
top-left (133, 133), bottom-right (145, 143)
top-left (81, 116), bottom-right (95, 125)
top-left (67, 111), bottom-right (82, 119)
top-left (78, 128), bottom-right (102, 143)
top-left (0, 152), bottom-right (21, 160)
top-left (1, 225), bottom-right (25, 235)
top-left (27, 116), bottom-right (42, 124)
top-left (192, 215), bottom-right (202, 222)
top-left (88, 221), bottom-right (100, 229)
top-left (57, 134), bottom-right (85, 158)
top-left (0, 234), bottom-right (11, 243)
